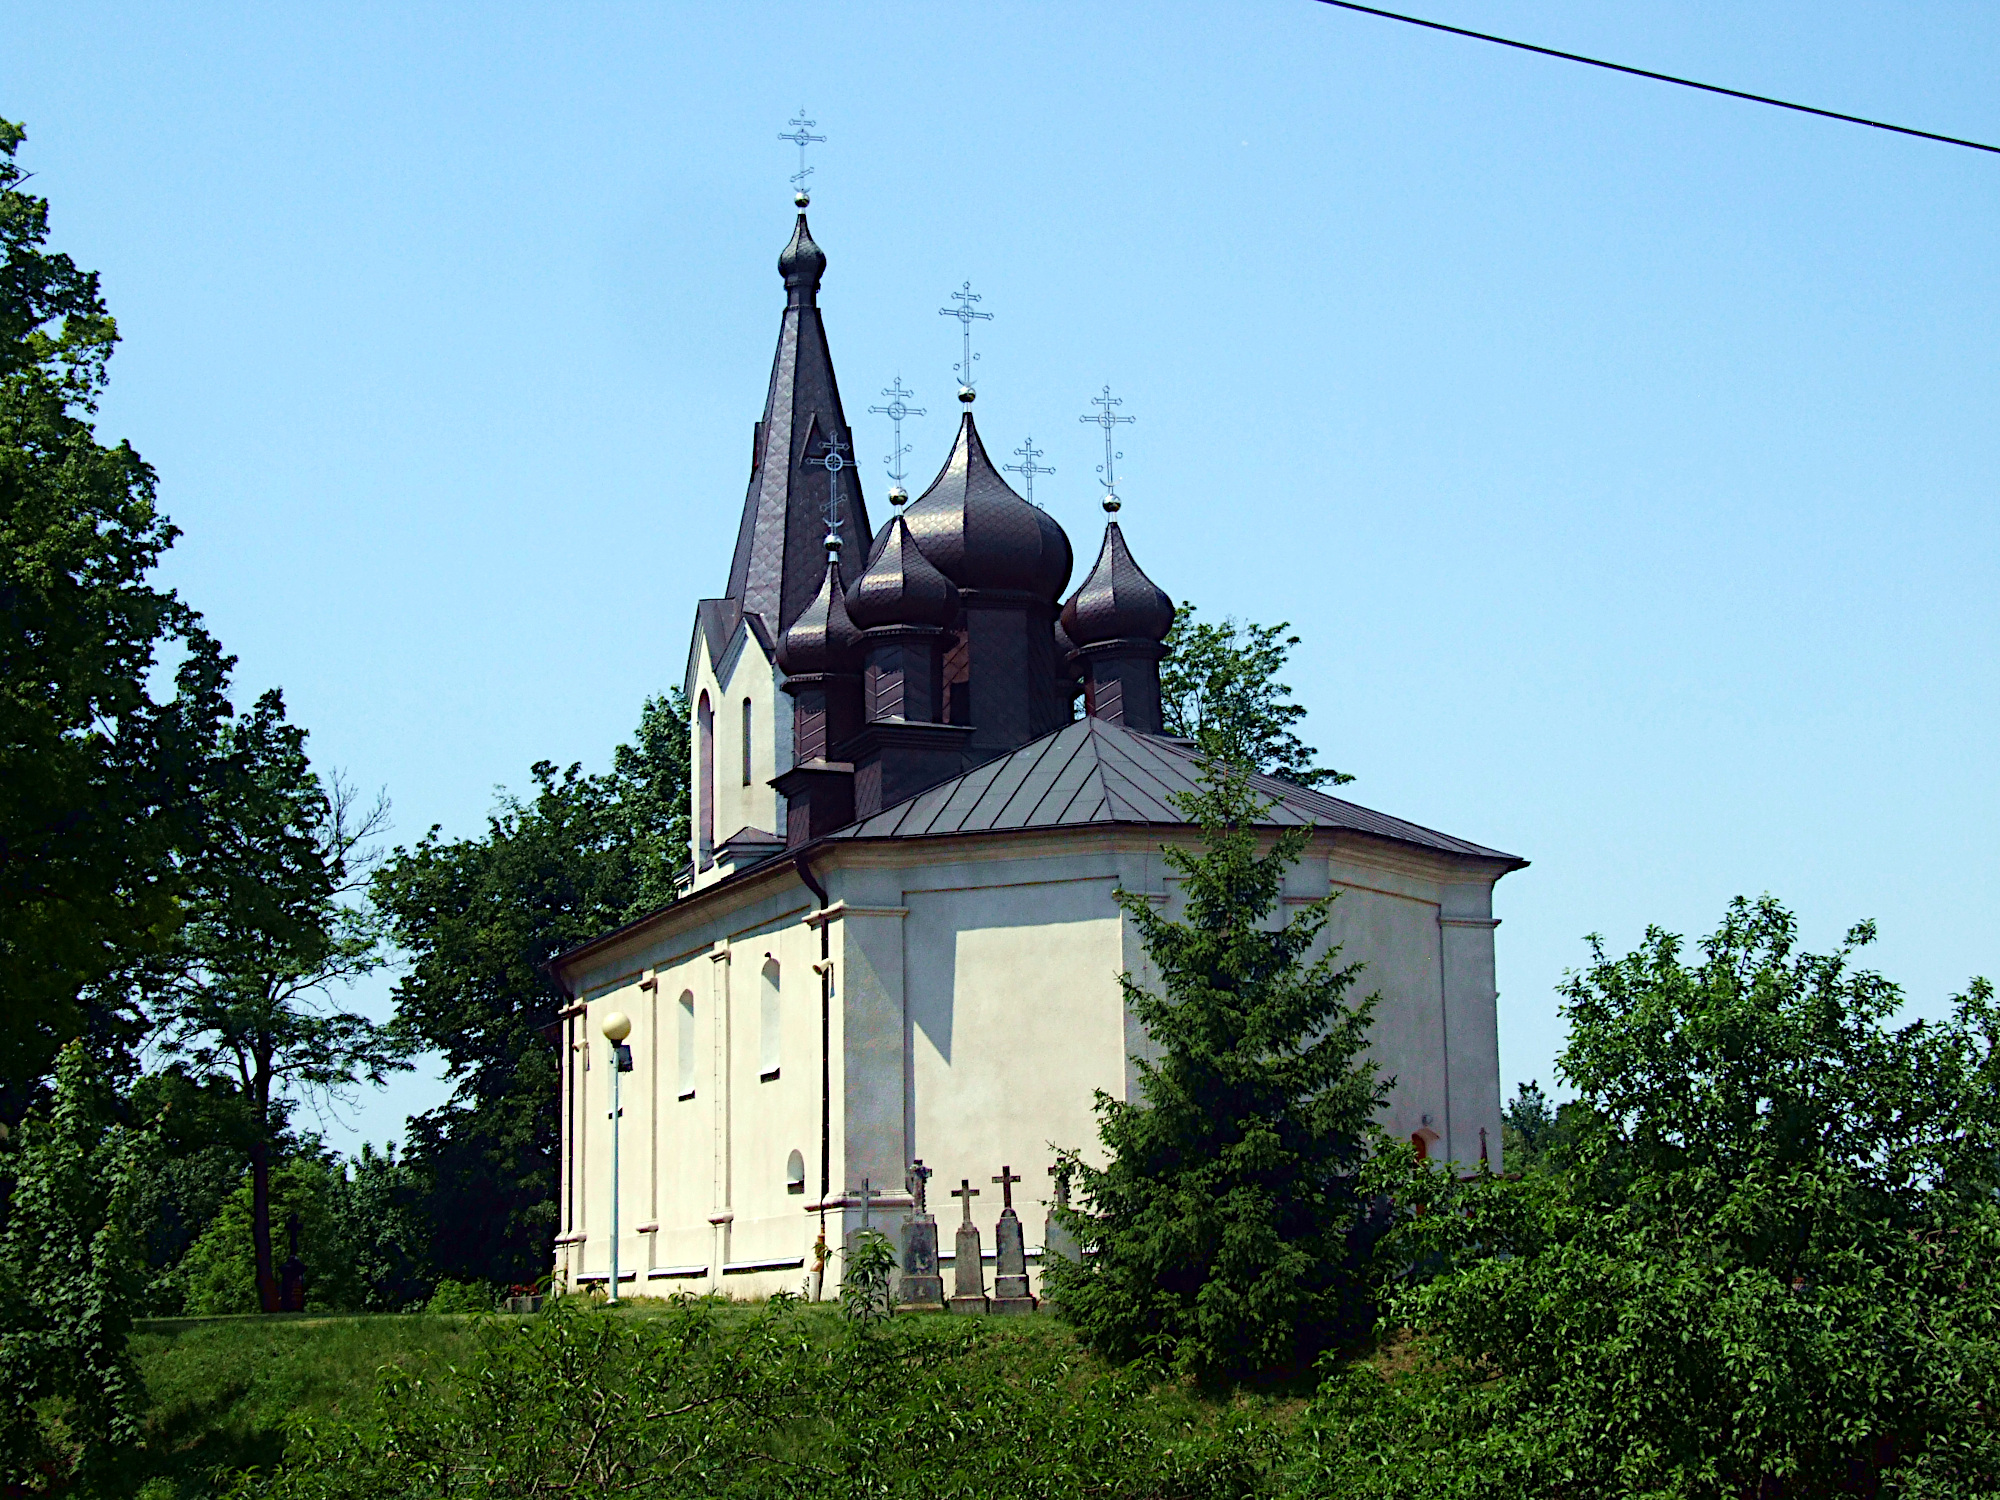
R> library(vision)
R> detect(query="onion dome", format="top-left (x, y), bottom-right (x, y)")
top-left (778, 213), bottom-right (826, 295)
top-left (776, 547), bottom-right (862, 675)
top-left (1052, 615), bottom-right (1084, 686)
top-left (848, 514), bottom-right (960, 630)
top-left (1060, 521), bottom-right (1174, 647)
top-left (904, 413), bottom-right (1072, 600)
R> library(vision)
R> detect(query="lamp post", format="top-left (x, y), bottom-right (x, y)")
top-left (601, 1010), bottom-right (633, 1304)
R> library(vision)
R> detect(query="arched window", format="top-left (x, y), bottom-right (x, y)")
top-left (677, 991), bottom-right (696, 1100)
top-left (697, 691), bottom-right (715, 865)
top-left (740, 696), bottom-right (753, 786)
top-left (759, 958), bottom-right (781, 1080)
top-left (786, 1148), bottom-right (806, 1194)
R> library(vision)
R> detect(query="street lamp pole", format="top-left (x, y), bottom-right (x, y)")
top-left (601, 1010), bottom-right (633, 1304)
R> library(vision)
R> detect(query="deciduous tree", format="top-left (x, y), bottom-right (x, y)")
top-left (0, 119), bottom-right (228, 1107)
top-left (148, 691), bottom-right (404, 1311)
top-left (371, 691), bottom-right (688, 1288)
top-left (1377, 897), bottom-right (2000, 1496)
top-left (1159, 606), bottom-right (1348, 788)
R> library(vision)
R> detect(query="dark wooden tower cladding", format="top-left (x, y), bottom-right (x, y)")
top-left (772, 544), bottom-right (864, 847)
top-left (709, 211), bottom-right (874, 652)
top-left (1059, 518), bottom-right (1175, 734)
top-left (902, 408), bottom-right (1074, 765)
top-left (841, 514), bottom-right (972, 817)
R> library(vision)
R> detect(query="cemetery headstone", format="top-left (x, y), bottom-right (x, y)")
top-left (1043, 1161), bottom-right (1082, 1269)
top-left (898, 1158), bottom-right (945, 1309)
top-left (947, 1178), bottom-right (988, 1315)
top-left (990, 1164), bottom-right (1037, 1313)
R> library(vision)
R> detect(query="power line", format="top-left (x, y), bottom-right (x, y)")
top-left (1314, 0), bottom-right (2000, 157)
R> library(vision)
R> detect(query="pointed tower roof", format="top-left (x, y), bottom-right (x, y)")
top-left (720, 211), bottom-right (871, 644)
top-left (849, 514), bottom-right (961, 630)
top-left (1061, 520), bottom-right (1174, 647)
top-left (904, 411), bottom-right (1072, 600)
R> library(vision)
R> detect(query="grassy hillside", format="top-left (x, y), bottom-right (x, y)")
top-left (124, 1303), bottom-right (1288, 1499)
top-left (127, 1313), bottom-right (487, 1496)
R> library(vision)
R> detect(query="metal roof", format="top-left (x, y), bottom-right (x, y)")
top-left (822, 716), bottom-right (1524, 866)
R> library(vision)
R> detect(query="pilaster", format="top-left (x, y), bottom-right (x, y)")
top-left (1438, 882), bottom-right (1503, 1172)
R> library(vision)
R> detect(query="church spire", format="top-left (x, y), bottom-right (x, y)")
top-left (722, 209), bottom-right (871, 641)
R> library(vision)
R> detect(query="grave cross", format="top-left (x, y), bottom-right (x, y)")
top-left (1048, 1161), bottom-right (1070, 1209)
top-left (991, 1165), bottom-right (1023, 1211)
top-left (778, 108), bottom-right (825, 205)
top-left (907, 1158), bottom-right (934, 1215)
top-left (1004, 437), bottom-right (1054, 507)
top-left (850, 1176), bottom-right (880, 1233)
top-left (938, 283), bottom-right (993, 397)
top-left (950, 1178), bottom-right (981, 1224)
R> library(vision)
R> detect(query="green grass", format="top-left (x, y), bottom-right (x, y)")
top-left (122, 1301), bottom-right (1268, 1498)
top-left (128, 1312), bottom-right (491, 1496)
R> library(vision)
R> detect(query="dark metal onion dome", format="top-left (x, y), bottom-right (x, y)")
top-left (848, 514), bottom-right (961, 630)
top-left (905, 412), bottom-right (1072, 600)
top-left (775, 548), bottom-right (862, 675)
top-left (778, 212), bottom-right (826, 295)
top-left (1053, 615), bottom-right (1084, 689)
top-left (1061, 521), bottom-right (1174, 647)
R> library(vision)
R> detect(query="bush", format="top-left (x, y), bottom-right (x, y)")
top-left (1373, 898), bottom-right (2000, 1497)
top-left (424, 1278), bottom-right (495, 1314)
top-left (0, 1041), bottom-right (155, 1491)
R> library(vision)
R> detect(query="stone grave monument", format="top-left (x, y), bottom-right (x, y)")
top-left (1044, 1162), bottom-right (1081, 1268)
top-left (897, 1158), bottom-right (945, 1310)
top-left (990, 1165), bottom-right (1037, 1314)
top-left (947, 1178), bottom-right (988, 1315)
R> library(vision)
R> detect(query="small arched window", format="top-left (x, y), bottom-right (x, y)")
top-left (741, 696), bottom-right (753, 786)
top-left (759, 958), bottom-right (781, 1080)
top-left (677, 991), bottom-right (696, 1100)
top-left (786, 1148), bottom-right (806, 1194)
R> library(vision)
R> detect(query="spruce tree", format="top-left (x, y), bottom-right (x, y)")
top-left (1046, 759), bottom-right (1388, 1385)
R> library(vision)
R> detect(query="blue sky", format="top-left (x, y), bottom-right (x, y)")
top-left (7, 3), bottom-right (1997, 1154)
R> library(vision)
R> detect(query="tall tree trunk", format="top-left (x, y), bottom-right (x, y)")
top-left (251, 1061), bottom-right (277, 1312)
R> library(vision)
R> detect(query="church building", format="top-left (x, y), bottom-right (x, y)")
top-left (550, 201), bottom-right (1526, 1301)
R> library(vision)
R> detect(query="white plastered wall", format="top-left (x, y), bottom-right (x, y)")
top-left (686, 620), bottom-right (791, 890)
top-left (556, 827), bottom-right (1512, 1300)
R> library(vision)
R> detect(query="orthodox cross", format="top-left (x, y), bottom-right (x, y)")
top-left (1048, 1162), bottom-right (1070, 1209)
top-left (851, 1177), bottom-right (880, 1233)
top-left (1079, 385), bottom-right (1136, 511)
top-left (778, 108), bottom-right (825, 204)
top-left (868, 377), bottom-right (927, 500)
top-left (991, 1165), bottom-right (1022, 1211)
top-left (1004, 437), bottom-right (1054, 506)
top-left (907, 1157), bottom-right (934, 1215)
top-left (950, 1178), bottom-right (981, 1224)
top-left (805, 429), bottom-right (852, 545)
top-left (938, 282), bottom-right (993, 396)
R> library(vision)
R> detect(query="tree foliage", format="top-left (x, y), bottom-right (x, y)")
top-left (147, 689), bottom-right (405, 1310)
top-left (0, 1040), bottom-right (154, 1490)
top-left (371, 691), bottom-right (689, 1288)
top-left (1160, 606), bottom-right (1348, 789)
top-left (1048, 759), bottom-right (1386, 1386)
top-left (1374, 896), bottom-right (2000, 1497)
top-left (0, 118), bottom-right (228, 1104)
